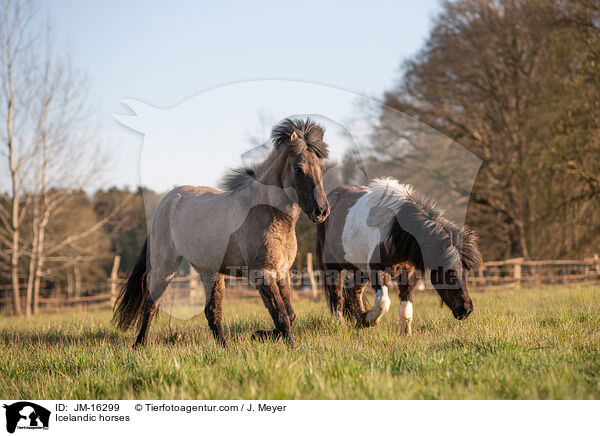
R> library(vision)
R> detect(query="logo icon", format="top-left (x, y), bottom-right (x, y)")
top-left (3, 402), bottom-right (50, 434)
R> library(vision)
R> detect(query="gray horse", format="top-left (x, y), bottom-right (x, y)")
top-left (114, 118), bottom-right (330, 347)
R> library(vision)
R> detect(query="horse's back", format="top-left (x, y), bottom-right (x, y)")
top-left (150, 185), bottom-right (241, 271)
top-left (327, 184), bottom-right (368, 206)
top-left (174, 185), bottom-right (223, 197)
top-left (151, 185), bottom-right (226, 230)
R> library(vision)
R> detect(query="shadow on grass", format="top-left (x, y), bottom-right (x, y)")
top-left (0, 328), bottom-right (124, 347)
top-left (156, 311), bottom-right (339, 346)
top-left (0, 310), bottom-right (339, 349)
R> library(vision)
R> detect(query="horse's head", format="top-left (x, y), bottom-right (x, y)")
top-left (428, 226), bottom-right (481, 320)
top-left (379, 182), bottom-right (482, 321)
top-left (273, 118), bottom-right (330, 223)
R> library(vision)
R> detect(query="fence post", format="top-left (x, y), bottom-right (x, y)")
top-left (306, 252), bottom-right (318, 298)
top-left (594, 254), bottom-right (600, 278)
top-left (513, 257), bottom-right (523, 289)
top-left (109, 255), bottom-right (121, 306)
top-left (479, 263), bottom-right (486, 287)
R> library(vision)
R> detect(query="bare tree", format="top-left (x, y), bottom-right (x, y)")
top-left (0, 0), bottom-right (36, 315)
top-left (0, 0), bottom-right (117, 315)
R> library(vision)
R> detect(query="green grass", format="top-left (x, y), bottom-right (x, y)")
top-left (1, 284), bottom-right (599, 399)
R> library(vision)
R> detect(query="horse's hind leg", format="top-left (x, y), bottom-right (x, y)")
top-left (134, 256), bottom-right (181, 347)
top-left (344, 281), bottom-right (367, 325)
top-left (325, 268), bottom-right (345, 321)
top-left (358, 270), bottom-right (392, 327)
top-left (201, 271), bottom-right (226, 347)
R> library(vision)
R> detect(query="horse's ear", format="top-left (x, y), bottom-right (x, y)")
top-left (290, 131), bottom-right (298, 141)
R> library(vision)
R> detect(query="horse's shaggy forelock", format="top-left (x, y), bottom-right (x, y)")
top-left (272, 118), bottom-right (329, 159)
top-left (220, 118), bottom-right (328, 193)
top-left (382, 184), bottom-right (482, 271)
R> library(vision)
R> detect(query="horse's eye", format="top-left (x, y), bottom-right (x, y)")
top-left (295, 167), bottom-right (303, 174)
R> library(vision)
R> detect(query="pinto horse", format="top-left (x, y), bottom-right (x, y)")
top-left (316, 177), bottom-right (481, 335)
top-left (114, 118), bottom-right (330, 347)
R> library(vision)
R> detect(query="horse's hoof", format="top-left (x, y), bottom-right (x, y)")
top-left (332, 310), bottom-right (344, 323)
top-left (252, 329), bottom-right (284, 343)
top-left (356, 313), bottom-right (373, 329)
top-left (400, 320), bottom-right (413, 336)
top-left (251, 329), bottom-right (270, 342)
top-left (285, 336), bottom-right (295, 349)
top-left (211, 331), bottom-right (227, 347)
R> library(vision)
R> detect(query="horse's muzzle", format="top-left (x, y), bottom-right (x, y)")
top-left (310, 205), bottom-right (330, 223)
top-left (452, 304), bottom-right (473, 321)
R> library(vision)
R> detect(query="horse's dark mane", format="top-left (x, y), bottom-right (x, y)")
top-left (220, 118), bottom-right (328, 193)
top-left (220, 167), bottom-right (256, 192)
top-left (272, 118), bottom-right (329, 159)
top-left (459, 226), bottom-right (481, 270)
top-left (384, 189), bottom-right (482, 271)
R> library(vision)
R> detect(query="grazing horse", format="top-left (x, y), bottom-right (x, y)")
top-left (316, 177), bottom-right (481, 335)
top-left (114, 118), bottom-right (330, 347)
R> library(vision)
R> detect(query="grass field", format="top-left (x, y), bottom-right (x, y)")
top-left (1, 284), bottom-right (599, 399)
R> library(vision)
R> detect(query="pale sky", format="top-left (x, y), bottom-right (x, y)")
top-left (41, 0), bottom-right (440, 192)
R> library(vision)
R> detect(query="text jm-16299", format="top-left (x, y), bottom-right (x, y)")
top-left (68, 404), bottom-right (120, 412)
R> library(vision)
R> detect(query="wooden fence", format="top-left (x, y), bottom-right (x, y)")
top-left (0, 256), bottom-right (120, 310)
top-left (1, 254), bottom-right (599, 313)
top-left (468, 256), bottom-right (600, 288)
top-left (127, 255), bottom-right (600, 304)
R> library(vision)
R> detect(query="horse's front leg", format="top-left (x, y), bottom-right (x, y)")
top-left (252, 269), bottom-right (294, 347)
top-left (358, 270), bottom-right (391, 327)
top-left (277, 272), bottom-right (295, 325)
top-left (397, 269), bottom-right (418, 336)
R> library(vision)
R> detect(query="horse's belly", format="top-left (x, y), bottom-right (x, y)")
top-left (177, 232), bottom-right (231, 271)
top-left (171, 202), bottom-right (245, 271)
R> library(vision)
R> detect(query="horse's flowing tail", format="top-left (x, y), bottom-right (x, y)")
top-left (113, 238), bottom-right (149, 330)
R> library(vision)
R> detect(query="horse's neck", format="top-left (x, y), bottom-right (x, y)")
top-left (255, 147), bottom-right (287, 187)
top-left (236, 149), bottom-right (300, 222)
